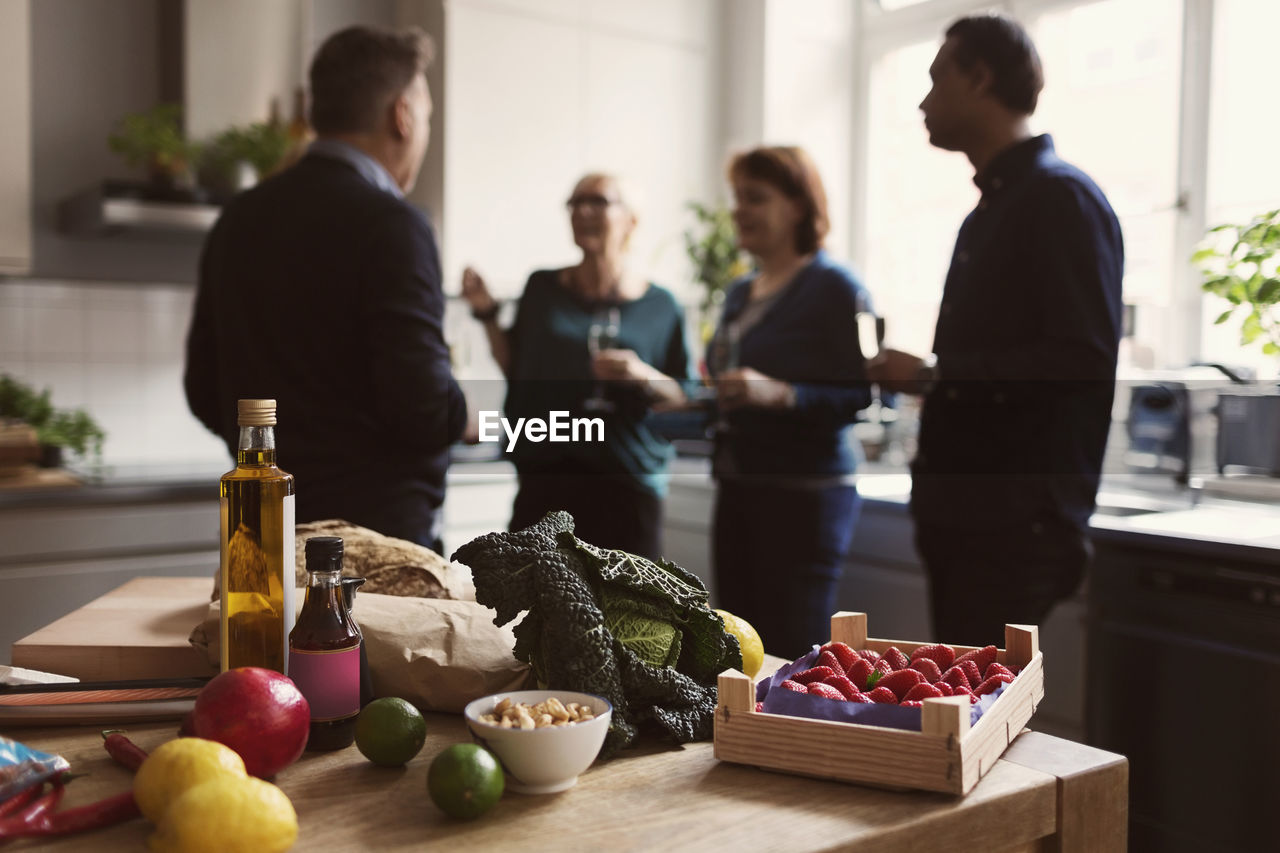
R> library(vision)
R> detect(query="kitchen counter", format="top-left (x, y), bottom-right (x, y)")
top-left (3, 580), bottom-right (1128, 852)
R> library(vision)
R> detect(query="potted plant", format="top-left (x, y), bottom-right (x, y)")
top-left (107, 103), bottom-right (200, 193)
top-left (1192, 208), bottom-right (1280, 357)
top-left (1191, 210), bottom-right (1280, 474)
top-left (199, 122), bottom-right (292, 201)
top-left (0, 374), bottom-right (106, 467)
top-left (683, 202), bottom-right (750, 345)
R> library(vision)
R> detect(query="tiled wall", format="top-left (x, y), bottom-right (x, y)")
top-left (0, 279), bottom-right (228, 467)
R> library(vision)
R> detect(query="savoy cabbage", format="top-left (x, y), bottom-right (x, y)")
top-left (452, 511), bottom-right (742, 755)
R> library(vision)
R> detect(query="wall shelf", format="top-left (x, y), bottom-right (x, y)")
top-left (57, 185), bottom-right (220, 237)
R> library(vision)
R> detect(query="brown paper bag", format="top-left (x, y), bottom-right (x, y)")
top-left (188, 592), bottom-right (531, 712)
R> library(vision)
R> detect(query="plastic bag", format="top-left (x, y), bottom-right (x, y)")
top-left (0, 735), bottom-right (69, 801)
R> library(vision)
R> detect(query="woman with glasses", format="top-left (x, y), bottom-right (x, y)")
top-left (707, 146), bottom-right (876, 659)
top-left (461, 172), bottom-right (689, 559)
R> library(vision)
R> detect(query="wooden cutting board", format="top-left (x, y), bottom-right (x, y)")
top-left (11, 576), bottom-right (217, 680)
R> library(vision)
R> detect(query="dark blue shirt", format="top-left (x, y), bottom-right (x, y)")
top-left (911, 134), bottom-right (1124, 530)
top-left (710, 250), bottom-right (874, 479)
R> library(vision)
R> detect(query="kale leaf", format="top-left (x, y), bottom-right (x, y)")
top-left (452, 511), bottom-right (742, 755)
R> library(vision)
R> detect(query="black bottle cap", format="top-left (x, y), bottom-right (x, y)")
top-left (304, 536), bottom-right (344, 573)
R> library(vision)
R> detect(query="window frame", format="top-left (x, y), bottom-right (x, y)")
top-left (851, 0), bottom-right (1216, 368)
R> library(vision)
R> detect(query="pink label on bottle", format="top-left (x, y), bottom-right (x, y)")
top-left (288, 644), bottom-right (360, 721)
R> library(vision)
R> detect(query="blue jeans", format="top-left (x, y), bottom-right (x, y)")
top-left (713, 480), bottom-right (861, 660)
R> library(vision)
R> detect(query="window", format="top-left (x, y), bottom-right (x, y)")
top-left (854, 0), bottom-right (1280, 377)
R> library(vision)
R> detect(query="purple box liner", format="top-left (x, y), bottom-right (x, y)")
top-left (753, 647), bottom-right (1005, 731)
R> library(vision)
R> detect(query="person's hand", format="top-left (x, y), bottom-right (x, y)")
top-left (716, 367), bottom-right (796, 411)
top-left (591, 348), bottom-right (652, 384)
top-left (460, 266), bottom-right (497, 315)
top-left (867, 347), bottom-right (930, 395)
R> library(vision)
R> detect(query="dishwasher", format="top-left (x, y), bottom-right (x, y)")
top-left (1086, 538), bottom-right (1280, 852)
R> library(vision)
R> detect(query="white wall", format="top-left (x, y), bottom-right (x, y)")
top-left (440, 0), bottom-right (721, 310)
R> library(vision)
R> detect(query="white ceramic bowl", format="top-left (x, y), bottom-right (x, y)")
top-left (463, 689), bottom-right (612, 794)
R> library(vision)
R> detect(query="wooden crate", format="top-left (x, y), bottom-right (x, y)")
top-left (713, 611), bottom-right (1045, 795)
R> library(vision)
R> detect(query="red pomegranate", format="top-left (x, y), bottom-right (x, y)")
top-left (191, 667), bottom-right (310, 778)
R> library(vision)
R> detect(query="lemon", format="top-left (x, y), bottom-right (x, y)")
top-left (427, 743), bottom-right (504, 820)
top-left (148, 775), bottom-right (298, 853)
top-left (134, 737), bottom-right (247, 823)
top-left (715, 608), bottom-right (764, 678)
top-left (355, 697), bottom-right (428, 766)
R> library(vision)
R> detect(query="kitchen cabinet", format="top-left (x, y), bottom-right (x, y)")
top-left (1086, 533), bottom-right (1279, 852)
top-left (0, 0), bottom-right (32, 275)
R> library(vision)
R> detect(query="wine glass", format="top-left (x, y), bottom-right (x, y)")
top-left (709, 323), bottom-right (742, 434)
top-left (583, 306), bottom-right (621, 414)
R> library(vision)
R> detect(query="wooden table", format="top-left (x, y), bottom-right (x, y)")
top-left (4, 578), bottom-right (1128, 851)
top-left (4, 714), bottom-right (1126, 852)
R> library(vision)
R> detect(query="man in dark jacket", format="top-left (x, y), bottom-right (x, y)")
top-left (869, 13), bottom-right (1124, 647)
top-left (185, 25), bottom-right (466, 550)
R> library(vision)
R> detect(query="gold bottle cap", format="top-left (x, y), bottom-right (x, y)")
top-left (237, 399), bottom-right (277, 426)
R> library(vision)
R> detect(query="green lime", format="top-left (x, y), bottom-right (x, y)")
top-left (354, 697), bottom-right (427, 766)
top-left (427, 744), bottom-right (504, 820)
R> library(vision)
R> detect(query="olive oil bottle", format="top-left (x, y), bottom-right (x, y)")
top-left (220, 399), bottom-right (296, 673)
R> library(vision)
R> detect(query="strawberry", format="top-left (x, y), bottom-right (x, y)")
top-left (779, 679), bottom-right (807, 693)
top-left (855, 648), bottom-right (881, 664)
top-left (882, 646), bottom-right (911, 671)
top-left (975, 673), bottom-right (1014, 696)
top-left (984, 662), bottom-right (1015, 681)
top-left (940, 666), bottom-right (969, 691)
top-left (792, 666), bottom-right (837, 685)
top-left (755, 701), bottom-right (764, 712)
top-left (876, 668), bottom-right (926, 701)
top-left (807, 682), bottom-right (847, 701)
top-left (909, 643), bottom-right (956, 670)
top-left (910, 657), bottom-right (942, 684)
top-left (934, 680), bottom-right (955, 696)
top-left (846, 657), bottom-right (873, 690)
top-left (868, 686), bottom-right (898, 704)
top-left (819, 641), bottom-right (860, 673)
top-left (822, 675), bottom-right (862, 701)
top-left (957, 660), bottom-right (983, 689)
top-left (816, 649), bottom-right (846, 678)
top-left (900, 700), bottom-right (924, 708)
top-left (950, 684), bottom-right (974, 700)
top-left (954, 645), bottom-right (998, 675)
top-left (902, 682), bottom-right (945, 702)
top-left (847, 691), bottom-right (872, 703)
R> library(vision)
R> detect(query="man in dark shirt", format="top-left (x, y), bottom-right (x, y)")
top-left (185, 25), bottom-right (466, 550)
top-left (869, 13), bottom-right (1124, 647)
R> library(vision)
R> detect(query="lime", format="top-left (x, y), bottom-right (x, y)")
top-left (354, 697), bottom-right (427, 766)
top-left (715, 608), bottom-right (765, 679)
top-left (134, 737), bottom-right (247, 824)
top-left (427, 744), bottom-right (504, 820)
top-left (149, 775), bottom-right (297, 853)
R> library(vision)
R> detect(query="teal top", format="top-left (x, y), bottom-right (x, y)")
top-left (503, 269), bottom-right (691, 497)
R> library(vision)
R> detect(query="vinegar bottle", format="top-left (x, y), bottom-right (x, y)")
top-left (289, 536), bottom-right (363, 751)
top-left (220, 398), bottom-right (296, 673)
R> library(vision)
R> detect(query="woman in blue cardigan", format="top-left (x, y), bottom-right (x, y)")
top-left (709, 146), bottom-right (875, 658)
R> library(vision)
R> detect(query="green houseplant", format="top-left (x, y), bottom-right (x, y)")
top-left (107, 103), bottom-right (199, 187)
top-left (1192, 208), bottom-right (1280, 356)
top-left (0, 374), bottom-right (106, 464)
top-left (201, 122), bottom-right (292, 189)
top-left (683, 202), bottom-right (750, 343)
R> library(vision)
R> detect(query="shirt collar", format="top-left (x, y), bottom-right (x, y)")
top-left (973, 133), bottom-right (1054, 195)
top-left (306, 138), bottom-right (403, 198)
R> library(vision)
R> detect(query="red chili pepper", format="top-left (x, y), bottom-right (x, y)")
top-left (0, 790), bottom-right (140, 839)
top-left (0, 778), bottom-right (65, 838)
top-left (0, 782), bottom-right (43, 819)
top-left (101, 730), bottom-right (148, 772)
